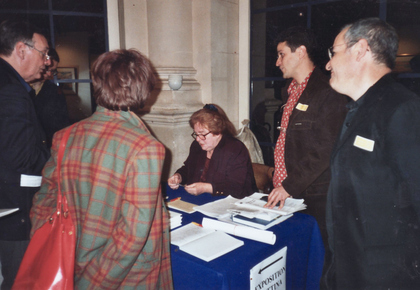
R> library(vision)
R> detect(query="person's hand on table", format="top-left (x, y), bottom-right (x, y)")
top-left (264, 185), bottom-right (291, 209)
top-left (184, 182), bottom-right (212, 196)
top-left (168, 173), bottom-right (182, 190)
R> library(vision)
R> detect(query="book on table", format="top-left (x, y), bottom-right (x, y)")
top-left (170, 222), bottom-right (244, 262)
top-left (232, 213), bottom-right (293, 230)
top-left (235, 193), bottom-right (307, 215)
top-left (167, 198), bottom-right (197, 213)
top-left (169, 210), bottom-right (182, 230)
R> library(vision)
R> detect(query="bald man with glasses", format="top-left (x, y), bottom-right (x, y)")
top-left (322, 18), bottom-right (420, 289)
top-left (0, 20), bottom-right (50, 290)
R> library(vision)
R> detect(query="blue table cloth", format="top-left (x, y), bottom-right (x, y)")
top-left (166, 185), bottom-right (325, 290)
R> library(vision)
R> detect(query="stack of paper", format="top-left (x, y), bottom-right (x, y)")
top-left (171, 223), bottom-right (244, 262)
top-left (193, 196), bottom-right (241, 218)
top-left (169, 210), bottom-right (182, 230)
top-left (235, 193), bottom-right (307, 216)
top-left (232, 213), bottom-right (293, 230)
top-left (193, 193), bottom-right (305, 231)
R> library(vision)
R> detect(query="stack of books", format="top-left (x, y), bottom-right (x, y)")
top-left (232, 213), bottom-right (293, 230)
top-left (231, 193), bottom-right (307, 230)
top-left (169, 210), bottom-right (182, 230)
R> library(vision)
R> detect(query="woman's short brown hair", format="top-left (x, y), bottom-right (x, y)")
top-left (189, 104), bottom-right (237, 137)
top-left (91, 49), bottom-right (156, 111)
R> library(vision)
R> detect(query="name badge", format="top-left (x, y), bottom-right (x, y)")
top-left (20, 174), bottom-right (42, 187)
top-left (296, 103), bottom-right (308, 111)
top-left (353, 135), bottom-right (375, 152)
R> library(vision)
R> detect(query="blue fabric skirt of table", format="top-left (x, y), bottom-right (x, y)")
top-left (165, 184), bottom-right (325, 290)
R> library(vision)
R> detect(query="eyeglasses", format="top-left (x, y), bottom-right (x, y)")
top-left (191, 131), bottom-right (212, 140)
top-left (24, 43), bottom-right (50, 61)
top-left (328, 43), bottom-right (347, 59)
top-left (47, 68), bottom-right (58, 76)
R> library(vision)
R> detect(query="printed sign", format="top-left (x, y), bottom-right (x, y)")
top-left (250, 246), bottom-right (287, 290)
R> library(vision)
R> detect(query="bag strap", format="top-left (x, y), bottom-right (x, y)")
top-left (56, 124), bottom-right (76, 216)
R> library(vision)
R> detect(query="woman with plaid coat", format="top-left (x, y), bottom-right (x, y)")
top-left (30, 49), bottom-right (173, 289)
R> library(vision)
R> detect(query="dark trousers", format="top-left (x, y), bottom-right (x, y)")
top-left (0, 240), bottom-right (29, 290)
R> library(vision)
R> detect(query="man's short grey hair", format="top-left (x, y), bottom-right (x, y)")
top-left (0, 20), bottom-right (43, 57)
top-left (343, 17), bottom-right (398, 69)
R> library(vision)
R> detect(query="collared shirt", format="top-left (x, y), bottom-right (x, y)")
top-left (273, 68), bottom-right (314, 187)
top-left (339, 94), bottom-right (366, 140)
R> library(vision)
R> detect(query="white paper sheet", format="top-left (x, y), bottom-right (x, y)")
top-left (20, 174), bottom-right (42, 187)
top-left (235, 195), bottom-right (306, 216)
top-left (202, 218), bottom-right (276, 245)
top-left (0, 208), bottom-right (19, 218)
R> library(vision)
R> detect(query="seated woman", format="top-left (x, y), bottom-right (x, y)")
top-left (168, 104), bottom-right (257, 198)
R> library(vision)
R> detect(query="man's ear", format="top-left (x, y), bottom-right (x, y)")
top-left (14, 41), bottom-right (26, 60)
top-left (354, 39), bottom-right (369, 62)
top-left (298, 45), bottom-right (307, 59)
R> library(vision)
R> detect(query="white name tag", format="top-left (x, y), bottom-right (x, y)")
top-left (296, 103), bottom-right (308, 111)
top-left (20, 174), bottom-right (42, 187)
top-left (353, 135), bottom-right (375, 152)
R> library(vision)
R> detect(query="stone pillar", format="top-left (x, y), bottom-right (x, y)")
top-left (116, 0), bottom-right (242, 178)
top-left (140, 0), bottom-right (202, 179)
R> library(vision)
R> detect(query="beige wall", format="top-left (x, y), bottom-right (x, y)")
top-left (107, 0), bottom-right (249, 178)
top-left (55, 32), bottom-right (92, 122)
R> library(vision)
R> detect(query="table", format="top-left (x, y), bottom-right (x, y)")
top-left (165, 185), bottom-right (325, 290)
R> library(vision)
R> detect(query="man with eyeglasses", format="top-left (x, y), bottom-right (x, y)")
top-left (264, 26), bottom-right (348, 248)
top-left (31, 47), bottom-right (70, 149)
top-left (322, 18), bottom-right (420, 289)
top-left (0, 20), bottom-right (50, 289)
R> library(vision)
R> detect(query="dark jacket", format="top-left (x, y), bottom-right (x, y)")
top-left (176, 134), bottom-right (257, 198)
top-left (280, 67), bottom-right (348, 235)
top-left (324, 74), bottom-right (420, 289)
top-left (0, 58), bottom-right (50, 240)
top-left (33, 80), bottom-right (70, 149)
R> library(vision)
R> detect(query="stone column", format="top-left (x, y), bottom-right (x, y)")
top-left (116, 0), bottom-right (242, 178)
top-left (140, 0), bottom-right (202, 178)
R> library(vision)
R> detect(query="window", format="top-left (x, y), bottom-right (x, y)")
top-left (1, 0), bottom-right (108, 122)
top-left (250, 0), bottom-right (420, 165)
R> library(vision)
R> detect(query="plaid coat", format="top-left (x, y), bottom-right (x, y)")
top-left (30, 106), bottom-right (173, 290)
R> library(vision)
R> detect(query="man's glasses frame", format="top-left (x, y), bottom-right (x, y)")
top-left (328, 43), bottom-right (347, 59)
top-left (24, 43), bottom-right (50, 61)
top-left (328, 41), bottom-right (358, 59)
top-left (191, 131), bottom-right (212, 140)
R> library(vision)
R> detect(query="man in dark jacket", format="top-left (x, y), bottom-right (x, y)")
top-left (0, 20), bottom-right (50, 289)
top-left (265, 27), bottom-right (348, 247)
top-left (322, 18), bottom-right (420, 289)
top-left (31, 48), bottom-right (70, 149)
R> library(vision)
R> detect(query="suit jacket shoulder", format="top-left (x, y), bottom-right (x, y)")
top-left (280, 67), bottom-right (348, 197)
top-left (0, 59), bottom-right (50, 240)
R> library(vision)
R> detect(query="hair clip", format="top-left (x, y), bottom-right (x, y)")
top-left (203, 104), bottom-right (218, 112)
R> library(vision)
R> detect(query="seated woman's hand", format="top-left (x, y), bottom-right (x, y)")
top-left (168, 173), bottom-right (182, 189)
top-left (184, 182), bottom-right (212, 196)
